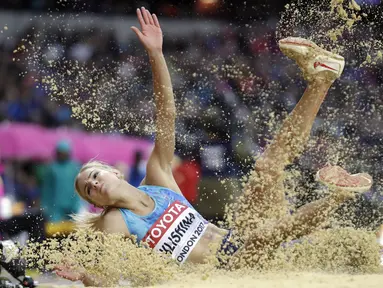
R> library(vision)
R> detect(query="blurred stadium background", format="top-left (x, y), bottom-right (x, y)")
top-left (0, 0), bottom-right (382, 244)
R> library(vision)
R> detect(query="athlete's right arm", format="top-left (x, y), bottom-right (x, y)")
top-left (55, 264), bottom-right (106, 287)
top-left (55, 209), bottom-right (130, 286)
top-left (85, 210), bottom-right (131, 286)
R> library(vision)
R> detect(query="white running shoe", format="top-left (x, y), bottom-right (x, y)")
top-left (279, 37), bottom-right (345, 82)
top-left (316, 164), bottom-right (373, 193)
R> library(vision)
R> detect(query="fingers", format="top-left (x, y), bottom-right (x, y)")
top-left (53, 264), bottom-right (65, 271)
top-left (145, 9), bottom-right (154, 25)
top-left (131, 26), bottom-right (143, 39)
top-left (53, 263), bottom-right (73, 271)
top-left (137, 7), bottom-right (158, 27)
top-left (56, 270), bottom-right (81, 281)
top-left (153, 14), bottom-right (160, 28)
top-left (136, 8), bottom-right (145, 28)
top-left (141, 7), bottom-right (150, 25)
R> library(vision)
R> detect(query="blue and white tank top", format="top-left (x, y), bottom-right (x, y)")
top-left (119, 185), bottom-right (208, 264)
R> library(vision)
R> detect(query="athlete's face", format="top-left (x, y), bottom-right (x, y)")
top-left (76, 168), bottom-right (122, 207)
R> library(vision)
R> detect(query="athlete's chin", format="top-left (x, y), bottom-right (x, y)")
top-left (100, 183), bottom-right (106, 194)
top-left (102, 183), bottom-right (115, 195)
top-left (102, 186), bottom-right (119, 203)
top-left (106, 181), bottom-right (122, 198)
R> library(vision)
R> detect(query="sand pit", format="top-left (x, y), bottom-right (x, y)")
top-left (148, 273), bottom-right (383, 288)
top-left (34, 272), bottom-right (383, 288)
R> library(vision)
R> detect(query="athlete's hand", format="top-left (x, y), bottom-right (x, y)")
top-left (53, 263), bottom-right (86, 282)
top-left (131, 7), bottom-right (163, 54)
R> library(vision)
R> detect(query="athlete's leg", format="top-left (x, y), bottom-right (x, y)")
top-left (229, 189), bottom-right (354, 268)
top-left (238, 80), bottom-right (333, 219)
top-left (234, 38), bottom-right (345, 227)
top-left (230, 167), bottom-right (373, 268)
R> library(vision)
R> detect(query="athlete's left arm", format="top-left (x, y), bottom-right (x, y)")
top-left (131, 8), bottom-right (180, 192)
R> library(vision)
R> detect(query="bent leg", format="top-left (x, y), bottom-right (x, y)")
top-left (230, 189), bottom-right (355, 269)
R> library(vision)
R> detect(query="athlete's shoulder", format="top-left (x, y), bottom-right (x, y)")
top-left (97, 208), bottom-right (130, 236)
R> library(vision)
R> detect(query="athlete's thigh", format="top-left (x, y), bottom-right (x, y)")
top-left (240, 168), bottom-right (288, 219)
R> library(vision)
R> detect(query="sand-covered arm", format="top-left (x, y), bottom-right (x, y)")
top-left (54, 263), bottom-right (109, 287)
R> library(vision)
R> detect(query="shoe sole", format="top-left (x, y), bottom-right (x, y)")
top-left (315, 170), bottom-right (373, 193)
top-left (279, 37), bottom-right (344, 62)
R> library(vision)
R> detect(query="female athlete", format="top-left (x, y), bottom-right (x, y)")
top-left (54, 7), bottom-right (372, 286)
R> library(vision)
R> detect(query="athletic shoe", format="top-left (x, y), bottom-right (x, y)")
top-left (279, 37), bottom-right (345, 82)
top-left (316, 164), bottom-right (373, 193)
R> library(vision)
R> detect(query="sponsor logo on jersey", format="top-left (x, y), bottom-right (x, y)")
top-left (143, 201), bottom-right (207, 264)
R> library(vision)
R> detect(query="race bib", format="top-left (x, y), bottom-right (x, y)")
top-left (143, 201), bottom-right (207, 264)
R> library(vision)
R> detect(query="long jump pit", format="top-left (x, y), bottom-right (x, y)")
top-left (33, 271), bottom-right (383, 288)
top-left (11, 227), bottom-right (381, 288)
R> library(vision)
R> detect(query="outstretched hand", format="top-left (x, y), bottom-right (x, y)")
top-left (54, 263), bottom-right (86, 282)
top-left (131, 7), bottom-right (163, 54)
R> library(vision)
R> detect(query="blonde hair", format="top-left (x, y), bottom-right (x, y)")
top-left (72, 160), bottom-right (125, 230)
